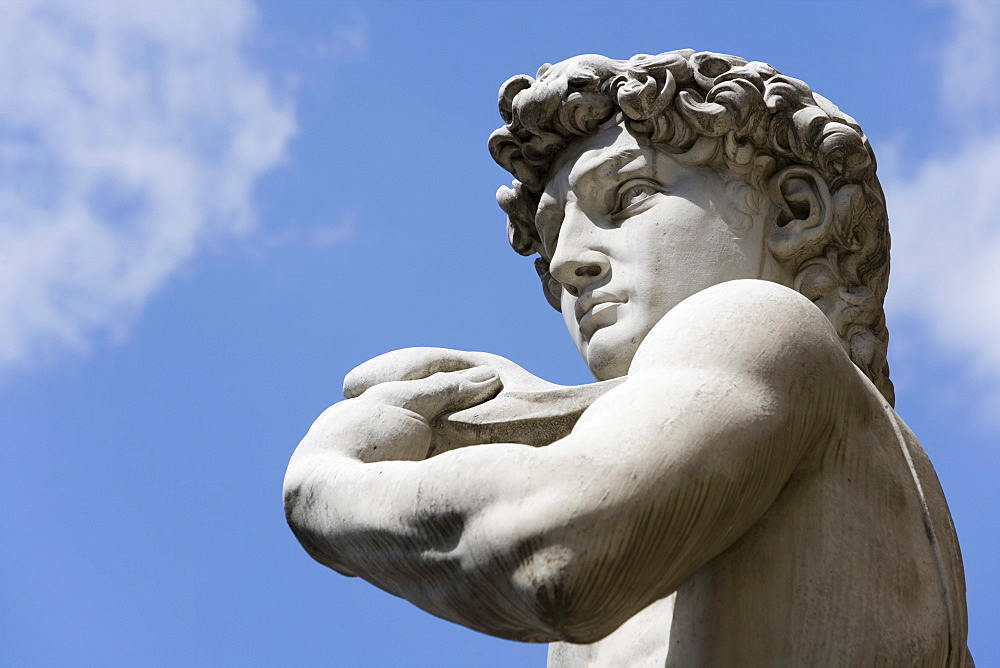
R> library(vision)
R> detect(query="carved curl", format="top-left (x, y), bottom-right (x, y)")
top-left (489, 50), bottom-right (893, 405)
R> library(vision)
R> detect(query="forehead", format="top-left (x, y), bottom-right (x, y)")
top-left (544, 123), bottom-right (647, 198)
top-left (535, 124), bottom-right (707, 252)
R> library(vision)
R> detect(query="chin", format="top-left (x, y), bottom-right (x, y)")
top-left (584, 337), bottom-right (634, 380)
top-left (582, 313), bottom-right (656, 379)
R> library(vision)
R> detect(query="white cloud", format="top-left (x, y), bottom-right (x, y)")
top-left (315, 15), bottom-right (367, 60)
top-left (882, 0), bottom-right (1000, 418)
top-left (939, 0), bottom-right (1000, 131)
top-left (309, 214), bottom-right (359, 247)
top-left (249, 212), bottom-right (359, 254)
top-left (884, 136), bottom-right (1000, 371)
top-left (0, 0), bottom-right (296, 373)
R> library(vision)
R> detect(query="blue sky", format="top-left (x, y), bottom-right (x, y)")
top-left (1, 1), bottom-right (997, 665)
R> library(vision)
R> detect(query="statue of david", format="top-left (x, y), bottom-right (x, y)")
top-left (284, 50), bottom-right (972, 666)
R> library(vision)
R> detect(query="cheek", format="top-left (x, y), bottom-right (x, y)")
top-left (621, 229), bottom-right (687, 309)
top-left (630, 214), bottom-right (745, 300)
top-left (561, 290), bottom-right (586, 352)
top-left (560, 290), bottom-right (575, 327)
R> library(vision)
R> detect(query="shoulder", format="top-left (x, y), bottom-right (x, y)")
top-left (630, 279), bottom-right (853, 390)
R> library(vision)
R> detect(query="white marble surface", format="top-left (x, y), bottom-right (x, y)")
top-left (284, 51), bottom-right (971, 666)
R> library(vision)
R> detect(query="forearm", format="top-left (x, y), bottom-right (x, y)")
top-left (284, 409), bottom-right (559, 638)
top-left (284, 282), bottom-right (853, 643)
top-left (283, 398), bottom-right (433, 572)
top-left (284, 368), bottom-right (809, 643)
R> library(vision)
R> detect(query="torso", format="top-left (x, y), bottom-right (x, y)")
top-left (549, 371), bottom-right (970, 667)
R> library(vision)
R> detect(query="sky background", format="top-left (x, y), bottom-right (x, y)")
top-left (1, 1), bottom-right (998, 665)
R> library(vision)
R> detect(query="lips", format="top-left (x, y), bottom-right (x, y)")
top-left (576, 291), bottom-right (625, 340)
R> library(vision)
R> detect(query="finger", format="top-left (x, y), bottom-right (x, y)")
top-left (343, 348), bottom-right (558, 399)
top-left (362, 366), bottom-right (503, 419)
top-left (344, 348), bottom-right (485, 399)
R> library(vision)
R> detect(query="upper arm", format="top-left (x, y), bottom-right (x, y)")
top-left (464, 280), bottom-right (855, 640)
top-left (287, 280), bottom-right (858, 643)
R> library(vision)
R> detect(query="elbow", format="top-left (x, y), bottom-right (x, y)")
top-left (282, 469), bottom-right (323, 555)
top-left (532, 580), bottom-right (597, 643)
top-left (282, 471), bottom-right (309, 534)
top-left (528, 579), bottom-right (626, 644)
top-left (471, 490), bottom-right (644, 643)
top-left (282, 451), bottom-right (314, 534)
top-left (512, 544), bottom-right (629, 644)
top-left (282, 459), bottom-right (355, 575)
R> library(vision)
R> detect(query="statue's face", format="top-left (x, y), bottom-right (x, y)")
top-left (539, 122), bottom-right (782, 379)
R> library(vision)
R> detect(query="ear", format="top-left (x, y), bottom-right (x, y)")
top-left (766, 166), bottom-right (833, 263)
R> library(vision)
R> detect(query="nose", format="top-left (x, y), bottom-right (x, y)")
top-left (547, 209), bottom-right (611, 297)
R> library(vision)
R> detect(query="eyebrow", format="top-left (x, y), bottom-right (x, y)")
top-left (535, 199), bottom-right (564, 257)
top-left (568, 147), bottom-right (647, 190)
top-left (534, 146), bottom-right (652, 256)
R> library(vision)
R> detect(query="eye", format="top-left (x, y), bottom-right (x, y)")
top-left (612, 181), bottom-right (660, 219)
top-left (535, 203), bottom-right (564, 258)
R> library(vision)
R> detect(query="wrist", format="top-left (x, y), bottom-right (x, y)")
top-left (301, 397), bottom-right (432, 463)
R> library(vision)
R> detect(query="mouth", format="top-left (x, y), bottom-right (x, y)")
top-left (576, 291), bottom-right (625, 340)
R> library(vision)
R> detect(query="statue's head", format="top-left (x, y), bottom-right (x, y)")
top-left (489, 50), bottom-right (892, 404)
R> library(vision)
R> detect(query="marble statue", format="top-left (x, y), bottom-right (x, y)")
top-left (284, 50), bottom-right (972, 665)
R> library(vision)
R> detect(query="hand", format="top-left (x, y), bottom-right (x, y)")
top-left (304, 366), bottom-right (503, 464)
top-left (343, 347), bottom-right (557, 400)
top-left (343, 347), bottom-right (620, 453)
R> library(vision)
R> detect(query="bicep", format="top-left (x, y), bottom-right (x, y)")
top-left (306, 363), bottom-right (807, 643)
top-left (290, 283), bottom-right (848, 641)
top-left (465, 365), bottom-right (802, 641)
top-left (464, 284), bottom-right (850, 639)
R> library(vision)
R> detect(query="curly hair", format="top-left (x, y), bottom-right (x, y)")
top-left (488, 50), bottom-right (893, 405)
